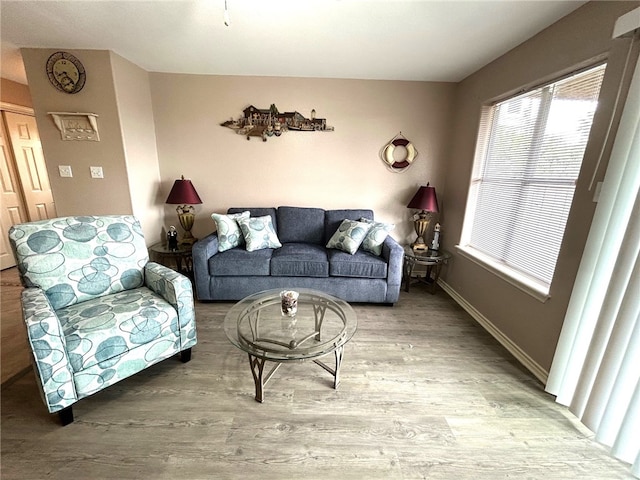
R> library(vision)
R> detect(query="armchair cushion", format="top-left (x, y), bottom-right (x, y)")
top-left (10, 216), bottom-right (147, 309)
top-left (57, 287), bottom-right (179, 373)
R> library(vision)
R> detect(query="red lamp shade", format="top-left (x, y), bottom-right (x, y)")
top-left (166, 176), bottom-right (202, 205)
top-left (407, 184), bottom-right (439, 213)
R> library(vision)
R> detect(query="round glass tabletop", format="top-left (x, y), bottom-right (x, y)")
top-left (224, 288), bottom-right (357, 362)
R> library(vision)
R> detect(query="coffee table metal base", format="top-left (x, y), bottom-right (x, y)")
top-left (248, 346), bottom-right (344, 403)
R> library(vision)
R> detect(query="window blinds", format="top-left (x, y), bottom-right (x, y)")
top-left (464, 63), bottom-right (607, 290)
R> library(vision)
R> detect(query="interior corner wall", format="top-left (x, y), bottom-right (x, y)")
top-left (1, 78), bottom-right (32, 107)
top-left (149, 75), bottom-right (456, 241)
top-left (20, 48), bottom-right (133, 218)
top-left (110, 52), bottom-right (164, 245)
top-left (441, 0), bottom-right (640, 376)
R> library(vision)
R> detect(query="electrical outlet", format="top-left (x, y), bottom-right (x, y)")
top-left (90, 166), bottom-right (104, 179)
top-left (58, 165), bottom-right (73, 178)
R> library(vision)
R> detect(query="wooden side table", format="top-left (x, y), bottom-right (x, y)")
top-left (403, 246), bottom-right (451, 294)
top-left (149, 243), bottom-right (193, 276)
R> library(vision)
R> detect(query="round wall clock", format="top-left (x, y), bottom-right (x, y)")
top-left (46, 51), bottom-right (86, 94)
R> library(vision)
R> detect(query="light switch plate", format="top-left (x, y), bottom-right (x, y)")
top-left (90, 166), bottom-right (104, 179)
top-left (58, 165), bottom-right (72, 178)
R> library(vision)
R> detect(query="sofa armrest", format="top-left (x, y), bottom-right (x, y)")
top-left (22, 288), bottom-right (77, 413)
top-left (382, 236), bottom-right (404, 288)
top-left (192, 233), bottom-right (219, 300)
top-left (144, 262), bottom-right (197, 351)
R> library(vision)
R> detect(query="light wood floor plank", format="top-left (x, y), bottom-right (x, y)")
top-left (0, 271), bottom-right (632, 479)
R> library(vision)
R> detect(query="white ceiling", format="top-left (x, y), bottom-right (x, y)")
top-left (1, 0), bottom-right (587, 85)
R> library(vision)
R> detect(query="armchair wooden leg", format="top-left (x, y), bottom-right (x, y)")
top-left (58, 406), bottom-right (74, 426)
top-left (180, 348), bottom-right (192, 363)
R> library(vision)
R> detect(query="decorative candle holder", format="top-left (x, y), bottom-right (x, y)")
top-left (280, 290), bottom-right (299, 317)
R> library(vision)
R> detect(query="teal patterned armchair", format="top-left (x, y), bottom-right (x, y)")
top-left (9, 215), bottom-right (197, 425)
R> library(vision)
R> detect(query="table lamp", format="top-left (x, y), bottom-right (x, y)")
top-left (165, 175), bottom-right (203, 245)
top-left (407, 183), bottom-right (439, 251)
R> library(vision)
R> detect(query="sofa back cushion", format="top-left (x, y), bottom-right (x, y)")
top-left (324, 209), bottom-right (374, 244)
top-left (277, 206), bottom-right (325, 245)
top-left (9, 215), bottom-right (147, 310)
top-left (228, 208), bottom-right (277, 232)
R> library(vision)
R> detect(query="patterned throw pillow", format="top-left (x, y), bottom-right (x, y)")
top-left (237, 215), bottom-right (282, 252)
top-left (211, 211), bottom-right (250, 252)
top-left (326, 219), bottom-right (372, 255)
top-left (360, 217), bottom-right (395, 256)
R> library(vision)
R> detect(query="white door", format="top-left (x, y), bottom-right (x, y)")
top-left (3, 112), bottom-right (56, 221)
top-left (0, 110), bottom-right (57, 269)
top-left (0, 118), bottom-right (27, 269)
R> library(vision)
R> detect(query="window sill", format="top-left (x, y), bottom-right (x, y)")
top-left (455, 245), bottom-right (551, 303)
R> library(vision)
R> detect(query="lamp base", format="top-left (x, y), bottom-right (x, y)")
top-left (178, 212), bottom-right (197, 245)
top-left (412, 214), bottom-right (432, 253)
top-left (411, 241), bottom-right (429, 252)
top-left (180, 233), bottom-right (197, 246)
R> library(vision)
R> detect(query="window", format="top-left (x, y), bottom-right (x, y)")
top-left (459, 64), bottom-right (607, 299)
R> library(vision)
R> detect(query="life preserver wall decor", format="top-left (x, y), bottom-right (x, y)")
top-left (381, 132), bottom-right (418, 173)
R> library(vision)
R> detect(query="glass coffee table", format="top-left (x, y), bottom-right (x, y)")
top-left (224, 288), bottom-right (357, 403)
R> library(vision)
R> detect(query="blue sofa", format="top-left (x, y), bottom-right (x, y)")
top-left (192, 207), bottom-right (404, 304)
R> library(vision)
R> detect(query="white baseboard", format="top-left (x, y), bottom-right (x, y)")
top-left (438, 279), bottom-right (549, 385)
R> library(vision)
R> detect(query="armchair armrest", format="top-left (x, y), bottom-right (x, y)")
top-left (21, 288), bottom-right (77, 413)
top-left (144, 262), bottom-right (197, 351)
top-left (192, 233), bottom-right (219, 300)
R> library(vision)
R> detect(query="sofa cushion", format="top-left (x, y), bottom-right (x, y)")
top-left (360, 218), bottom-right (395, 256)
top-left (277, 206), bottom-right (325, 245)
top-left (326, 219), bottom-right (372, 254)
top-left (210, 247), bottom-right (273, 276)
top-left (271, 243), bottom-right (329, 277)
top-left (324, 209), bottom-right (374, 244)
top-left (237, 215), bottom-right (282, 252)
top-left (328, 249), bottom-right (388, 279)
top-left (211, 211), bottom-right (249, 252)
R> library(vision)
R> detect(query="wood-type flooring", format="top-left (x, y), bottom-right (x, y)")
top-left (0, 272), bottom-right (632, 479)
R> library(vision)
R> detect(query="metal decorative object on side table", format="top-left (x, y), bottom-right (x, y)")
top-left (403, 246), bottom-right (451, 294)
top-left (149, 242), bottom-right (193, 276)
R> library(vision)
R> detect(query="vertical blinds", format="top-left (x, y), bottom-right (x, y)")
top-left (465, 63), bottom-right (607, 289)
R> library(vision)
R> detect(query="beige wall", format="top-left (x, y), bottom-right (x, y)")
top-left (21, 49), bottom-right (133, 219)
top-left (150, 74), bottom-right (455, 241)
top-left (1, 78), bottom-right (32, 107)
top-left (441, 1), bottom-right (640, 375)
top-left (111, 52), bottom-right (163, 244)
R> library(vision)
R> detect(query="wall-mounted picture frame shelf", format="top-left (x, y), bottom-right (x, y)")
top-left (48, 112), bottom-right (100, 141)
